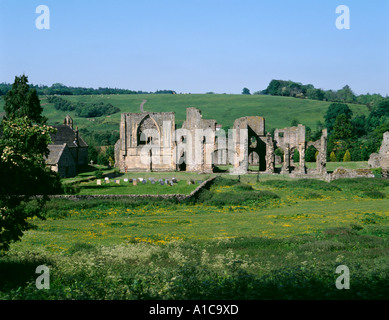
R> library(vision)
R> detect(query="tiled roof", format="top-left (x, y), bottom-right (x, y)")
top-left (50, 125), bottom-right (88, 148)
top-left (45, 144), bottom-right (67, 165)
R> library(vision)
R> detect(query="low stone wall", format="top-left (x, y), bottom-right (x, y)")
top-left (325, 167), bottom-right (375, 182)
top-left (50, 176), bottom-right (217, 202)
top-left (49, 193), bottom-right (188, 201)
top-left (186, 176), bottom-right (217, 199)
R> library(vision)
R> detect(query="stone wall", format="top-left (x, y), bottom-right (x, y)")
top-left (274, 125), bottom-right (306, 174)
top-left (115, 112), bottom-right (176, 172)
top-left (369, 132), bottom-right (389, 169)
top-left (325, 167), bottom-right (375, 182)
top-left (113, 108), bottom-right (330, 177)
top-left (181, 108), bottom-right (217, 173)
top-left (50, 177), bottom-right (217, 201)
top-left (57, 145), bottom-right (77, 178)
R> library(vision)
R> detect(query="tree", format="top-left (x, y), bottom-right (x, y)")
top-left (0, 117), bottom-right (61, 251)
top-left (4, 75), bottom-right (46, 124)
top-left (88, 145), bottom-right (99, 164)
top-left (305, 145), bottom-right (318, 162)
top-left (266, 80), bottom-right (281, 96)
top-left (331, 114), bottom-right (355, 142)
top-left (242, 88), bottom-right (251, 95)
top-left (336, 85), bottom-right (356, 103)
top-left (324, 103), bottom-right (353, 133)
top-left (330, 152), bottom-right (337, 162)
top-left (343, 150), bottom-right (351, 162)
top-left (366, 99), bottom-right (389, 131)
top-left (293, 149), bottom-right (300, 163)
top-left (0, 76), bottom-right (61, 252)
top-left (328, 114), bottom-right (355, 158)
top-left (352, 115), bottom-right (367, 137)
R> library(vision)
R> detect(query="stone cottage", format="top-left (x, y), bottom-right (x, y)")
top-left (45, 116), bottom-right (89, 178)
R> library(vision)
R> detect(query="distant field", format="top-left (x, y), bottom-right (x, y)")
top-left (0, 94), bottom-right (369, 134)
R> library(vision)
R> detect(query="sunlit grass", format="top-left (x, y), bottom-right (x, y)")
top-left (2, 176), bottom-right (388, 300)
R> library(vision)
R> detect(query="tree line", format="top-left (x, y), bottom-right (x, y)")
top-left (47, 96), bottom-right (120, 118)
top-left (257, 80), bottom-right (387, 109)
top-left (324, 101), bottom-right (389, 162)
top-left (289, 100), bottom-right (389, 163)
top-left (0, 82), bottom-right (176, 96)
top-left (79, 128), bottom-right (119, 166)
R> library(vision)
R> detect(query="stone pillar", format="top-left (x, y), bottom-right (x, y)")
top-left (231, 128), bottom-right (248, 175)
top-left (120, 113), bottom-right (127, 156)
top-left (299, 143), bottom-right (306, 174)
top-left (281, 144), bottom-right (290, 174)
top-left (265, 133), bottom-right (275, 173)
top-left (317, 129), bottom-right (327, 174)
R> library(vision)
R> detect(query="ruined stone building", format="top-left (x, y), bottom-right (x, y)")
top-left (45, 116), bottom-right (89, 178)
top-left (114, 107), bottom-right (328, 175)
top-left (368, 131), bottom-right (389, 177)
top-left (180, 108), bottom-right (217, 173)
top-left (115, 112), bottom-right (176, 172)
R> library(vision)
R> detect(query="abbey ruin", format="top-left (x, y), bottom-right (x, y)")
top-left (114, 107), bottom-right (328, 176)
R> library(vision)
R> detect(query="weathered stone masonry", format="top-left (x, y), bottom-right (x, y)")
top-left (115, 107), bottom-right (328, 176)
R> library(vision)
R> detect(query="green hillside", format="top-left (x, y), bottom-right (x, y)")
top-left (0, 94), bottom-right (369, 133)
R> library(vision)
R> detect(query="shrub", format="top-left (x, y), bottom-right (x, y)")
top-left (212, 176), bottom-right (239, 187)
top-left (260, 180), bottom-right (290, 189)
top-left (302, 192), bottom-right (323, 199)
top-left (363, 191), bottom-right (386, 199)
top-left (94, 170), bottom-right (104, 179)
top-left (263, 179), bottom-right (340, 191)
top-left (331, 178), bottom-right (389, 192)
top-left (343, 150), bottom-right (351, 162)
top-left (298, 240), bottom-right (346, 252)
top-left (305, 145), bottom-right (318, 162)
top-left (207, 190), bottom-right (279, 206)
top-left (371, 168), bottom-right (382, 178)
top-left (68, 242), bottom-right (97, 255)
top-left (233, 184), bottom-right (254, 191)
top-left (63, 183), bottom-right (81, 195)
top-left (330, 151), bottom-right (337, 162)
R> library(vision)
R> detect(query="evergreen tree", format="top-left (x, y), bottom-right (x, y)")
top-left (343, 150), bottom-right (351, 162)
top-left (4, 75), bottom-right (46, 124)
top-left (324, 103), bottom-right (353, 133)
top-left (331, 114), bottom-right (355, 142)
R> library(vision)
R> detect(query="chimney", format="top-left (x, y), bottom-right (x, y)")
top-left (65, 115), bottom-right (73, 129)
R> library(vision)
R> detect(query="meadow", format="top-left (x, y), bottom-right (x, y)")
top-left (0, 175), bottom-right (388, 300)
top-left (1, 94), bottom-right (369, 133)
top-left (0, 94), bottom-right (384, 300)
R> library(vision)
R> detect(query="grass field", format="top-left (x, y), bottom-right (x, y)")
top-left (1, 175), bottom-right (388, 300)
top-left (0, 94), bottom-right (369, 133)
top-left (61, 161), bottom-right (370, 196)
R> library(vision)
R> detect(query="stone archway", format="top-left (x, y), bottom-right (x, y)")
top-left (137, 115), bottom-right (160, 146)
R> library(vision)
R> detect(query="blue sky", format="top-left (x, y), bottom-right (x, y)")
top-left (0, 0), bottom-right (388, 95)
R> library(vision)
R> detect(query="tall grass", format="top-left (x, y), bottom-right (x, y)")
top-left (1, 234), bottom-right (388, 300)
top-left (1, 176), bottom-right (388, 300)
